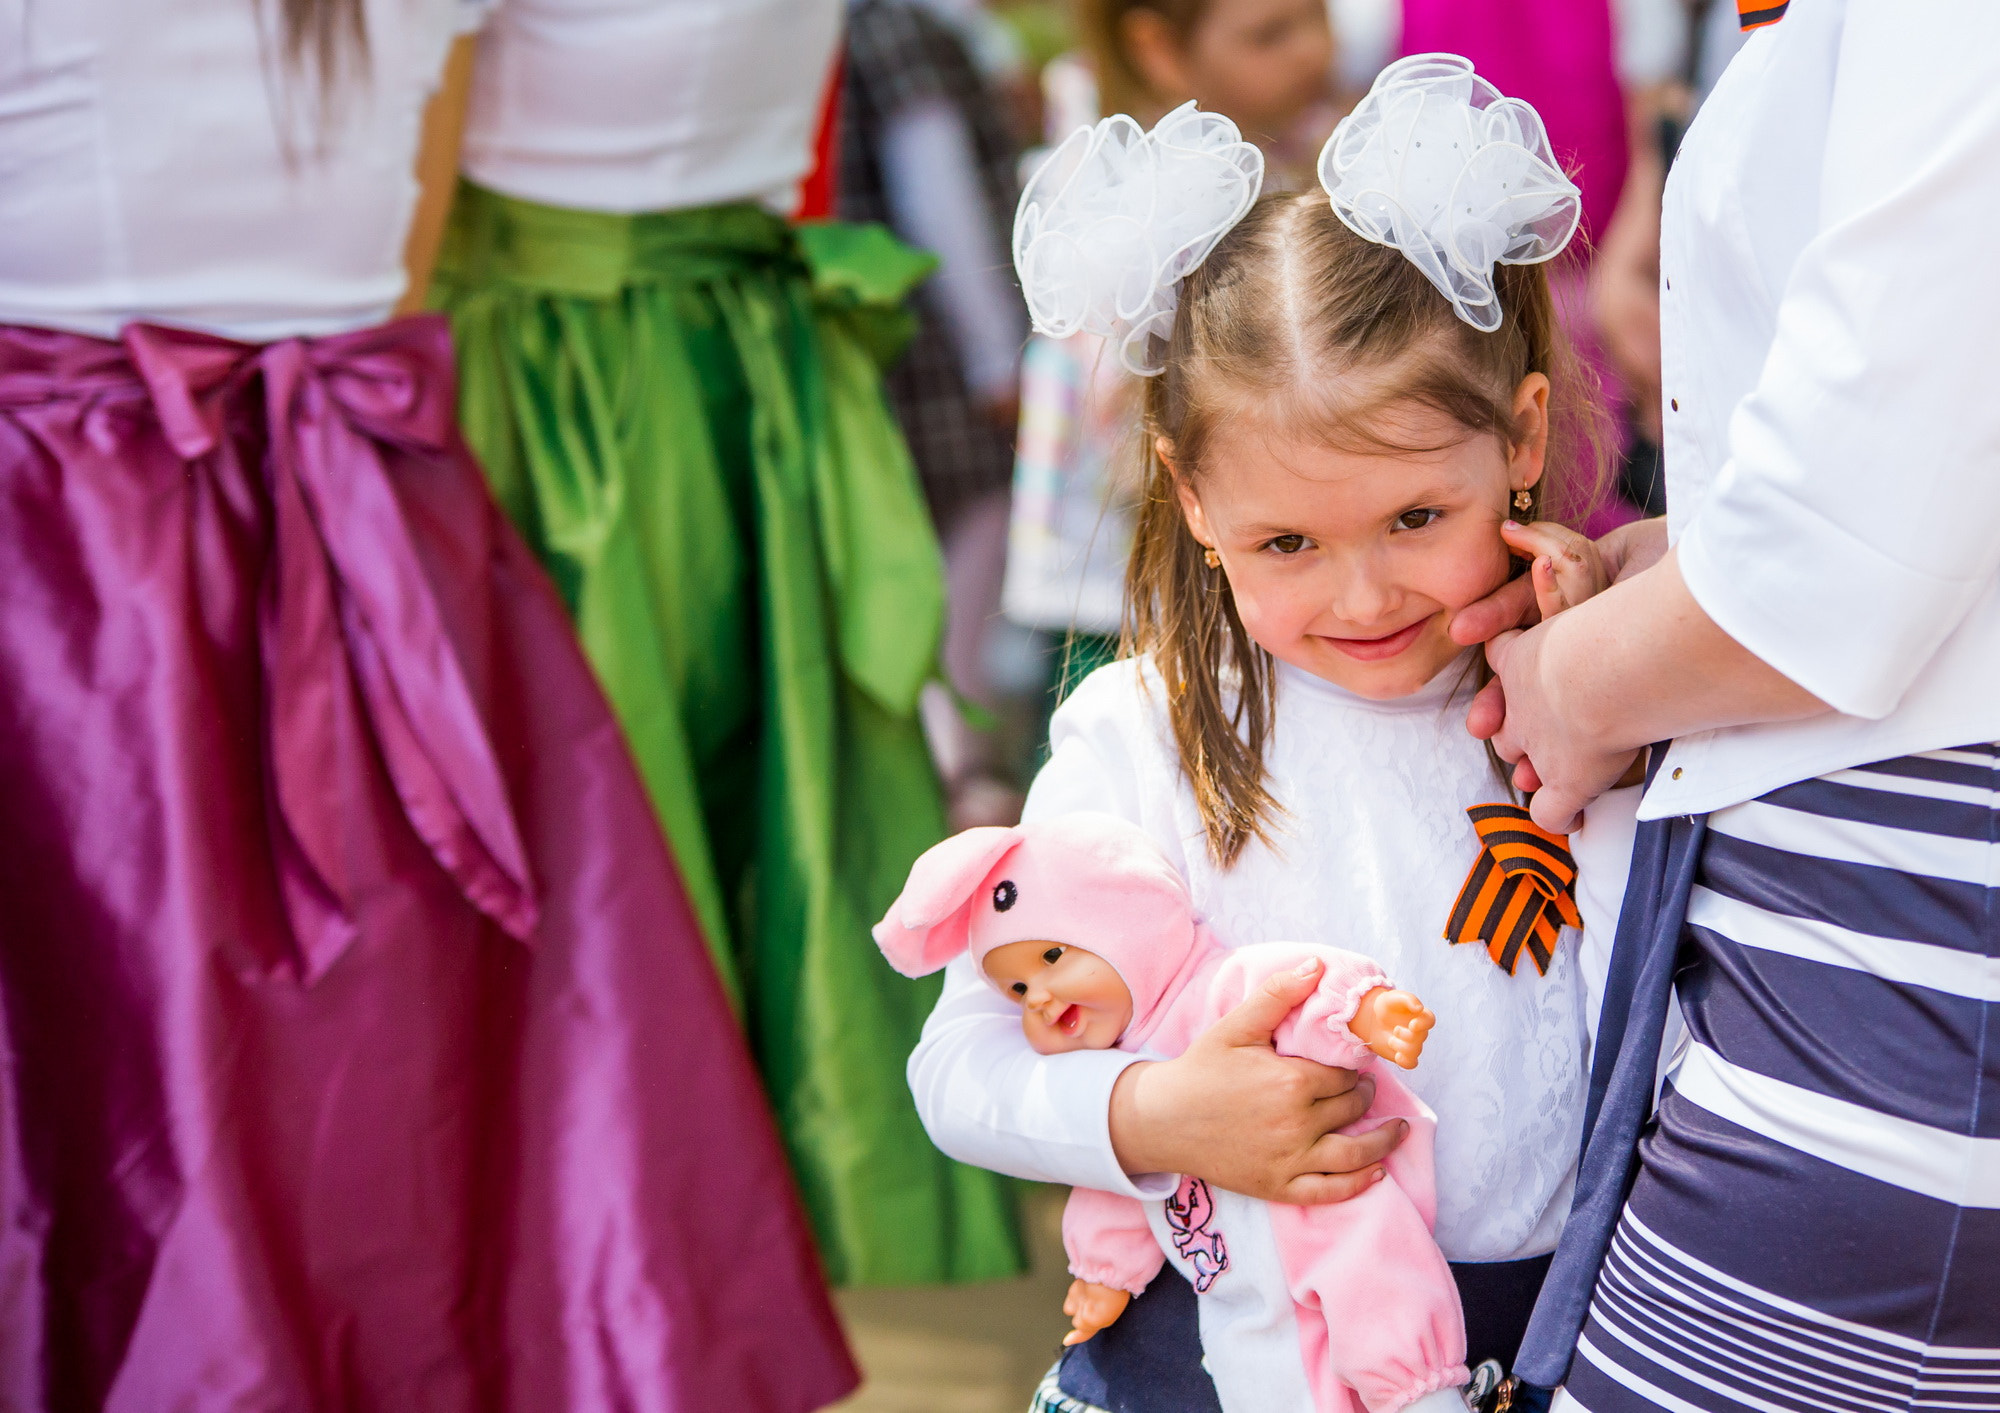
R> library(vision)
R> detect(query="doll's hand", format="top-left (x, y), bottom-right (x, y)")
top-left (1500, 520), bottom-right (1612, 621)
top-left (1348, 987), bottom-right (1435, 1070)
top-left (1063, 1279), bottom-right (1132, 1346)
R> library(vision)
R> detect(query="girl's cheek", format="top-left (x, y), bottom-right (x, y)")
top-left (1424, 527), bottom-right (1514, 611)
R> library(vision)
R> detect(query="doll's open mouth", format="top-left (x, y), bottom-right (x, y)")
top-left (1056, 1003), bottom-right (1083, 1035)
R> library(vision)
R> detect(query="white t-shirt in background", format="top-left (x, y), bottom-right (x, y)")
top-left (459, 0), bottom-right (841, 215)
top-left (0, 0), bottom-right (480, 340)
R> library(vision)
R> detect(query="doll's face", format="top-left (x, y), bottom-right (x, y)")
top-left (982, 941), bottom-right (1135, 1055)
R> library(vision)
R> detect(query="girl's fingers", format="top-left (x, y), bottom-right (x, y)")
top-left (1531, 555), bottom-right (1568, 621)
top-left (1506, 519), bottom-right (1609, 613)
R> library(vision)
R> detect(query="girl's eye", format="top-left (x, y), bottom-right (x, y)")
top-left (1011, 982), bottom-right (1028, 996)
top-left (1263, 534), bottom-right (1308, 555)
top-left (1396, 508), bottom-right (1443, 531)
top-left (1042, 946), bottom-right (1064, 965)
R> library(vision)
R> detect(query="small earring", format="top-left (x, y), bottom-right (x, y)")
top-left (1512, 489), bottom-right (1534, 515)
top-left (1202, 547), bottom-right (1221, 569)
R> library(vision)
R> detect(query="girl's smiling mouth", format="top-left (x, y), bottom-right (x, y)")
top-left (1319, 617), bottom-right (1431, 662)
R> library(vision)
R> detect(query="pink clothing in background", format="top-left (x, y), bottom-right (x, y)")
top-left (0, 317), bottom-right (856, 1413)
top-left (1399, 0), bottom-right (1629, 246)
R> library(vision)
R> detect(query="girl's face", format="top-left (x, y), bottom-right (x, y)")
top-left (1128, 0), bottom-right (1334, 140)
top-left (1175, 379), bottom-right (1548, 701)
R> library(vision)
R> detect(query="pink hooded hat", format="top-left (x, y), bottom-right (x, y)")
top-left (872, 812), bottom-right (1205, 1040)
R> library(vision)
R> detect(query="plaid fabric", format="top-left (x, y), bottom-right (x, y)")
top-left (1030, 1363), bottom-right (1111, 1413)
top-left (840, 0), bottom-right (1020, 527)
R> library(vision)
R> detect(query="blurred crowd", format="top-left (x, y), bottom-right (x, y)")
top-left (852, 0), bottom-right (1745, 829)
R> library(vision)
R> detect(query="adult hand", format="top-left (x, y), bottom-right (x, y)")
top-left (1478, 621), bottom-right (1641, 832)
top-left (1107, 958), bottom-right (1406, 1205)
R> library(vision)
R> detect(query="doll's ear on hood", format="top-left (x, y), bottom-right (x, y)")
top-left (872, 826), bottom-right (1022, 977)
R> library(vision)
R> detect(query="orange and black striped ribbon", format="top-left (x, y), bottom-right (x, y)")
top-left (1737, 0), bottom-right (1788, 30)
top-left (1444, 804), bottom-right (1583, 977)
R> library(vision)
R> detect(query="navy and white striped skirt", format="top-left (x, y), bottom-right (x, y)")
top-left (1558, 745), bottom-right (2000, 1413)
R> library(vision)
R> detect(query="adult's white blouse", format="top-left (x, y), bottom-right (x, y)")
top-left (1643, 0), bottom-right (2000, 818)
top-left (0, 0), bottom-right (482, 340)
top-left (459, 0), bottom-right (841, 214)
top-left (909, 656), bottom-right (1591, 1264)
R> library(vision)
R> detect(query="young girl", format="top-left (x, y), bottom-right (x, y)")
top-left (911, 56), bottom-right (1611, 1412)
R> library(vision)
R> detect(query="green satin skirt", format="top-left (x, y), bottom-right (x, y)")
top-left (430, 182), bottom-right (1021, 1285)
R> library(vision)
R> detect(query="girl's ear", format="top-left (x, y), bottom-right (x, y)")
top-left (871, 827), bottom-right (1021, 977)
top-left (1507, 372), bottom-right (1552, 494)
top-left (1168, 448), bottom-right (1219, 551)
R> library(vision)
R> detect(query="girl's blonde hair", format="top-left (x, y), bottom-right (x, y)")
top-left (1123, 190), bottom-right (1608, 867)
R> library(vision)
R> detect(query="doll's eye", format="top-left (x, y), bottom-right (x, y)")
top-left (1011, 982), bottom-right (1028, 996)
top-left (1042, 946), bottom-right (1064, 965)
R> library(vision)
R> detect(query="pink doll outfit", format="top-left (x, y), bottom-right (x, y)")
top-left (875, 813), bottom-right (1470, 1413)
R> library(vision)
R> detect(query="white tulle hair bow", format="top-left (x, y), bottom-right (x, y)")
top-left (1319, 53), bottom-right (1582, 332)
top-left (1013, 102), bottom-right (1265, 377)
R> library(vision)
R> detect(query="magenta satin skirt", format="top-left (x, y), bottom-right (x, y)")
top-left (0, 318), bottom-right (857, 1412)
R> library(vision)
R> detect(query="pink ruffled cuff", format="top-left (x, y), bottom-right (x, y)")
top-left (1066, 1260), bottom-right (1155, 1297)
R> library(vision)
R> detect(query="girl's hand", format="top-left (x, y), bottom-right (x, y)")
top-left (1451, 516), bottom-right (1666, 647)
top-left (1107, 959), bottom-right (1408, 1206)
top-left (1347, 987), bottom-right (1435, 1070)
top-left (1063, 1280), bottom-right (1131, 1345)
top-left (1501, 519), bottom-right (1612, 621)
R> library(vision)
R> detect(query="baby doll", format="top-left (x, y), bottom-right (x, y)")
top-left (875, 812), bottom-right (1470, 1413)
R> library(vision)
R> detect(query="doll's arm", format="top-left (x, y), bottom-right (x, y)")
top-left (1062, 1185), bottom-right (1164, 1296)
top-left (1203, 943), bottom-right (1413, 1071)
top-left (1061, 1186), bottom-right (1164, 1344)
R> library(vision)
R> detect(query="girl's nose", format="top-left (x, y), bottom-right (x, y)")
top-left (1322, 555), bottom-right (1401, 628)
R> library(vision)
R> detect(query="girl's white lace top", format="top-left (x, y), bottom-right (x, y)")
top-left (908, 654), bottom-right (1592, 1263)
top-left (1319, 53), bottom-right (1582, 332)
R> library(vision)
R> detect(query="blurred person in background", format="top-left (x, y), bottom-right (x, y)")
top-left (840, 0), bottom-right (1033, 831)
top-left (428, 0), bottom-right (1020, 1287)
top-left (0, 0), bottom-right (855, 1405)
top-left (1077, 0), bottom-right (1342, 182)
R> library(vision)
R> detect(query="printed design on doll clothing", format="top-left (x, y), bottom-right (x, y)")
top-left (1445, 804), bottom-right (1582, 977)
top-left (1164, 1176), bottom-right (1229, 1292)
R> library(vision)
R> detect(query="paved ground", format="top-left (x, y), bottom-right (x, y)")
top-left (831, 1186), bottom-right (1073, 1413)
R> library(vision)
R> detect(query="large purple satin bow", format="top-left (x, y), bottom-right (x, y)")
top-left (118, 318), bottom-right (539, 979)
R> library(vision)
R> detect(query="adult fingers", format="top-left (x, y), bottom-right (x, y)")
top-left (1466, 677), bottom-right (1507, 741)
top-left (1202, 956), bottom-right (1324, 1049)
top-left (1530, 784), bottom-right (1583, 834)
top-left (1513, 758), bottom-right (1544, 792)
top-left (1449, 573), bottom-right (1537, 646)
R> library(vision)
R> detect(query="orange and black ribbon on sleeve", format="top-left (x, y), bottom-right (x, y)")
top-left (1737, 0), bottom-right (1787, 30)
top-left (1445, 804), bottom-right (1582, 977)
